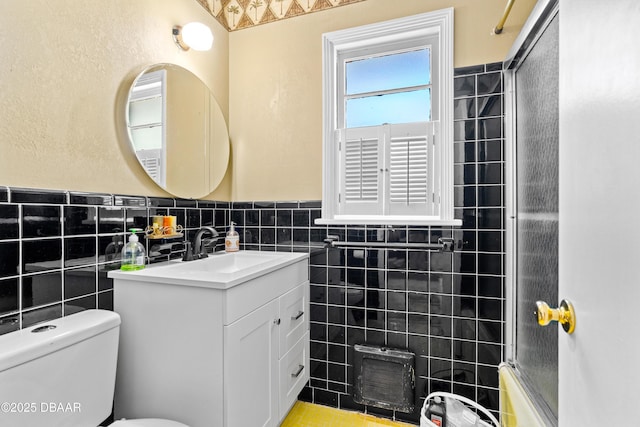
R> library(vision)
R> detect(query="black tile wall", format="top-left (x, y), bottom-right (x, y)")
top-left (10, 188), bottom-right (66, 205)
top-left (0, 190), bottom-right (232, 332)
top-left (0, 62), bottom-right (504, 425)
top-left (64, 206), bottom-right (97, 236)
top-left (0, 205), bottom-right (18, 239)
top-left (22, 206), bottom-right (61, 238)
top-left (190, 63), bottom-right (503, 424)
top-left (0, 187), bottom-right (8, 203)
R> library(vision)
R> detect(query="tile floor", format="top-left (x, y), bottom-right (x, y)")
top-left (281, 401), bottom-right (417, 427)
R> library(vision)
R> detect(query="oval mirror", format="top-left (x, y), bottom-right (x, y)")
top-left (126, 64), bottom-right (229, 199)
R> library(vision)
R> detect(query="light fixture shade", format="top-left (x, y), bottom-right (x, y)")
top-left (180, 22), bottom-right (213, 51)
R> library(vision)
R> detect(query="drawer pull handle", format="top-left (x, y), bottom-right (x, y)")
top-left (274, 318), bottom-right (281, 325)
top-left (291, 311), bottom-right (304, 321)
top-left (291, 364), bottom-right (304, 378)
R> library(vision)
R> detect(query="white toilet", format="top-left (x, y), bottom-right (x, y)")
top-left (0, 309), bottom-right (188, 427)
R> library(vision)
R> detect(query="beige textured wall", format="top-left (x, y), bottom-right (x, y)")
top-left (228, 0), bottom-right (536, 201)
top-left (0, 0), bottom-right (536, 202)
top-left (0, 0), bottom-right (230, 199)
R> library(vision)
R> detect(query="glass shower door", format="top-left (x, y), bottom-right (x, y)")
top-left (505, 2), bottom-right (559, 424)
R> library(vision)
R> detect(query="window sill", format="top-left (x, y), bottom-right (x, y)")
top-left (315, 216), bottom-right (462, 227)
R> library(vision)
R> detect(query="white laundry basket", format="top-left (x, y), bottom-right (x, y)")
top-left (420, 392), bottom-right (500, 427)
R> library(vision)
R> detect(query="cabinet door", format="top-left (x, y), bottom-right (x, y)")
top-left (224, 298), bottom-right (279, 427)
top-left (278, 283), bottom-right (309, 357)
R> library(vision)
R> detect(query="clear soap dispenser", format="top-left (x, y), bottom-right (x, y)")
top-left (225, 221), bottom-right (239, 252)
top-left (121, 229), bottom-right (146, 270)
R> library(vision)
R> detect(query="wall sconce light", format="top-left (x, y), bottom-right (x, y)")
top-left (172, 22), bottom-right (213, 51)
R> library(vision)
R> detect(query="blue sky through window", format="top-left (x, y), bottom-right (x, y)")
top-left (345, 48), bottom-right (431, 127)
top-left (346, 49), bottom-right (431, 94)
top-left (346, 89), bottom-right (431, 128)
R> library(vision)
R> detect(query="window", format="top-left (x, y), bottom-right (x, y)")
top-left (344, 48), bottom-right (432, 127)
top-left (318, 9), bottom-right (459, 225)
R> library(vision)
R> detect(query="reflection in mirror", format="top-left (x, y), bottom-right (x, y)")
top-left (129, 70), bottom-right (166, 186)
top-left (126, 64), bottom-right (229, 199)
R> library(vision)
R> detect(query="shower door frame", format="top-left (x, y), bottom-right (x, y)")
top-left (504, 0), bottom-right (559, 425)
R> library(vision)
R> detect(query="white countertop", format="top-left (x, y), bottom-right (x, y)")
top-left (108, 250), bottom-right (308, 289)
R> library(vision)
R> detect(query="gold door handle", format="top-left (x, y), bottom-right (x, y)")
top-left (535, 299), bottom-right (576, 334)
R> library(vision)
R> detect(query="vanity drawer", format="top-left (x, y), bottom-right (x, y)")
top-left (224, 259), bottom-right (308, 325)
top-left (279, 332), bottom-right (309, 420)
top-left (278, 282), bottom-right (309, 357)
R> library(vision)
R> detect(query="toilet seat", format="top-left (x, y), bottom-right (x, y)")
top-left (110, 419), bottom-right (189, 427)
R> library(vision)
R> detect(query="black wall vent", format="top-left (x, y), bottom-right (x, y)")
top-left (353, 344), bottom-right (415, 413)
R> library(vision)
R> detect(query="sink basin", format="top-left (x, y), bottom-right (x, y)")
top-left (108, 250), bottom-right (308, 289)
top-left (182, 251), bottom-right (276, 274)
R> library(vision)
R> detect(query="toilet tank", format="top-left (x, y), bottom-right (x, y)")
top-left (0, 309), bottom-right (121, 427)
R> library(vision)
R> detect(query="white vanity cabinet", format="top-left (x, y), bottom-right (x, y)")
top-left (109, 251), bottom-right (309, 427)
top-left (224, 283), bottom-right (309, 426)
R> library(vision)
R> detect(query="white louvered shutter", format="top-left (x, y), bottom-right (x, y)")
top-left (338, 126), bottom-right (384, 215)
top-left (142, 157), bottom-right (161, 181)
top-left (136, 148), bottom-right (165, 186)
top-left (386, 122), bottom-right (435, 216)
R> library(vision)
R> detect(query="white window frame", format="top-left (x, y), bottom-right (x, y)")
top-left (318, 8), bottom-right (459, 226)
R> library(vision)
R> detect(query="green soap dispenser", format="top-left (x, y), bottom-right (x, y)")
top-left (121, 229), bottom-right (146, 271)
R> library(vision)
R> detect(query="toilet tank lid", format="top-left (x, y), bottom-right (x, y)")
top-left (0, 309), bottom-right (121, 374)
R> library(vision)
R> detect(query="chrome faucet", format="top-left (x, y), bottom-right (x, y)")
top-left (183, 226), bottom-right (220, 261)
